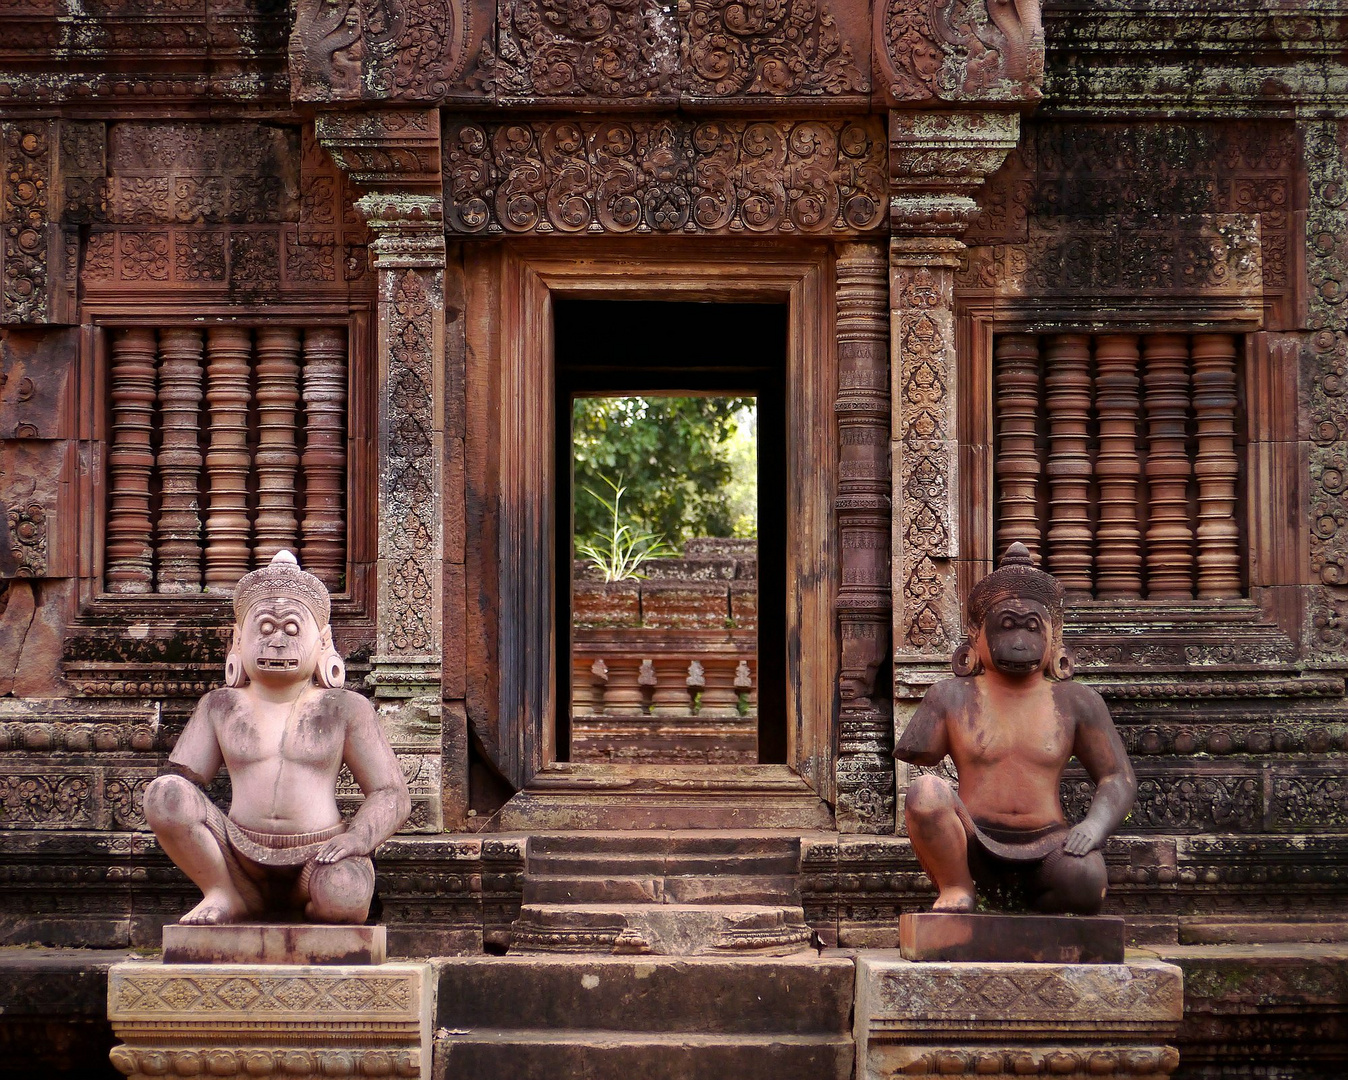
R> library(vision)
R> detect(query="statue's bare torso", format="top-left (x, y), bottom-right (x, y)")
top-left (174, 686), bottom-right (378, 835)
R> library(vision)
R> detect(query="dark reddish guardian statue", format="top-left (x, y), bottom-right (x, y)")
top-left (894, 543), bottom-right (1137, 914)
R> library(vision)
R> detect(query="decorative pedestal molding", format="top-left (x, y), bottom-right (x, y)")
top-left (108, 960), bottom-right (433, 1080)
top-left (854, 955), bottom-right (1184, 1080)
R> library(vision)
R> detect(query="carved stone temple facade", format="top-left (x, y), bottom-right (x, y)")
top-left (2, 1), bottom-right (1348, 1077)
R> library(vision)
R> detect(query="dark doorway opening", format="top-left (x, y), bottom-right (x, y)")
top-left (554, 299), bottom-right (789, 765)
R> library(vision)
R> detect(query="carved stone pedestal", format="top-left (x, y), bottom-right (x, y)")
top-left (899, 912), bottom-right (1125, 964)
top-left (855, 955), bottom-right (1183, 1080)
top-left (108, 960), bottom-right (432, 1080)
top-left (162, 923), bottom-right (387, 965)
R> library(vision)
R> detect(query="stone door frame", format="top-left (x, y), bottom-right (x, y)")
top-left (463, 238), bottom-right (841, 828)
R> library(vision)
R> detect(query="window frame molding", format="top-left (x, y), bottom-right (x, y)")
top-left (71, 302), bottom-right (377, 628)
top-left (955, 297), bottom-right (1305, 658)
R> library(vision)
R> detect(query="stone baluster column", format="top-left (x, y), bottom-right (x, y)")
top-left (318, 110), bottom-right (445, 704)
top-left (993, 334), bottom-right (1043, 563)
top-left (834, 240), bottom-right (895, 833)
top-left (1142, 333), bottom-right (1195, 599)
top-left (106, 328), bottom-right (158, 593)
top-left (155, 328), bottom-right (205, 592)
top-left (253, 327), bottom-right (303, 565)
top-left (1192, 333), bottom-right (1243, 599)
top-left (300, 327), bottom-right (349, 590)
top-left (1093, 334), bottom-right (1144, 600)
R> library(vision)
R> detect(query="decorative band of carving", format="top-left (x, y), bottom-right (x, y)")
top-left (443, 118), bottom-right (887, 236)
top-left (110, 1046), bottom-right (422, 1079)
top-left (889, 1045), bottom-right (1180, 1077)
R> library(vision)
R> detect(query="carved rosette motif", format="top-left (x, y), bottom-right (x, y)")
top-left (889, 111), bottom-right (1018, 672)
top-left (442, 118), bottom-right (885, 236)
top-left (1304, 120), bottom-right (1348, 663)
top-left (876, 0), bottom-right (1044, 106)
top-left (834, 241), bottom-right (894, 834)
top-left (1, 122), bottom-right (53, 324)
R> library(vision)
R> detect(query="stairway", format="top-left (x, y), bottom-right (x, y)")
top-left (509, 831), bottom-right (814, 956)
top-left (433, 953), bottom-right (856, 1080)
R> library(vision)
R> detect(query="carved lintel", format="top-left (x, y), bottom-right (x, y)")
top-left (874, 0), bottom-right (1044, 107)
top-left (442, 118), bottom-right (887, 238)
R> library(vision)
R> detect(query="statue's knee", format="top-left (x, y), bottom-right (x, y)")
top-left (1043, 850), bottom-right (1107, 915)
top-left (307, 859), bottom-right (373, 924)
top-left (905, 774), bottom-right (954, 821)
top-left (144, 774), bottom-right (202, 832)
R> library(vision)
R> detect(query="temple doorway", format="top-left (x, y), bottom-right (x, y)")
top-left (553, 300), bottom-right (789, 766)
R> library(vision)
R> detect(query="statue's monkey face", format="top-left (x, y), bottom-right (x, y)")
top-left (238, 600), bottom-right (324, 688)
top-left (980, 598), bottom-right (1051, 676)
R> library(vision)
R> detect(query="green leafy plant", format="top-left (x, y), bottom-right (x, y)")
top-left (576, 475), bottom-right (677, 582)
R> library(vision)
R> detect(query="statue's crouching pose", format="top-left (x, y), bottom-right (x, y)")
top-left (895, 543), bottom-right (1137, 915)
top-left (144, 551), bottom-right (411, 926)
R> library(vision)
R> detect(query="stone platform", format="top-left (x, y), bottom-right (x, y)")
top-left (108, 960), bottom-right (432, 1080)
top-left (855, 953), bottom-right (1183, 1080)
top-left (899, 912), bottom-right (1125, 963)
top-left (162, 923), bottom-right (386, 965)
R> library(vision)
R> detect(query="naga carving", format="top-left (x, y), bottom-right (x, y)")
top-left (290, 0), bottom-right (482, 102)
top-left (877, 0), bottom-right (1043, 104)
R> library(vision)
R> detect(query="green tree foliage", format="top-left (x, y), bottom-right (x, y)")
top-left (572, 396), bottom-right (755, 548)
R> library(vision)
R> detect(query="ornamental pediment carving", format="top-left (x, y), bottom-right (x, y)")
top-left (289, 0), bottom-right (1042, 106)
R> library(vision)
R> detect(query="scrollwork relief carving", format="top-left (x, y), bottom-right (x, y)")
top-left (877, 0), bottom-right (1043, 105)
top-left (680, 0), bottom-right (866, 98)
top-left (443, 118), bottom-right (885, 236)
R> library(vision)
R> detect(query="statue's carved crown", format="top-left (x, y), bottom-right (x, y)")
top-left (233, 550), bottom-right (331, 625)
top-left (967, 542), bottom-right (1063, 630)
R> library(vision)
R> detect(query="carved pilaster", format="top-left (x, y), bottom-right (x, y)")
top-left (888, 111), bottom-right (1019, 676)
top-left (835, 240), bottom-right (895, 834)
top-left (318, 109), bottom-right (444, 702)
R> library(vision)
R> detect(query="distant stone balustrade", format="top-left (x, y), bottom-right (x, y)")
top-left (571, 539), bottom-right (758, 763)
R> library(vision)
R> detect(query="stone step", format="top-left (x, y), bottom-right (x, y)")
top-left (525, 832), bottom-right (802, 857)
top-left (524, 849), bottom-right (801, 878)
top-left (433, 1030), bottom-right (854, 1080)
top-left (511, 903), bottom-right (813, 956)
top-left (435, 955), bottom-right (855, 1034)
top-left (524, 873), bottom-right (800, 906)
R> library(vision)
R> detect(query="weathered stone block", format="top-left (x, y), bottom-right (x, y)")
top-left (899, 912), bottom-right (1125, 964)
top-left (854, 955), bottom-right (1183, 1080)
top-left (108, 960), bottom-right (432, 1080)
top-left (640, 582), bottom-right (729, 630)
top-left (573, 581), bottom-right (642, 627)
top-left (161, 923), bottom-right (387, 965)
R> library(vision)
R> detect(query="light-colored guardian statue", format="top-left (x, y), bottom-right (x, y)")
top-left (144, 550), bottom-right (411, 925)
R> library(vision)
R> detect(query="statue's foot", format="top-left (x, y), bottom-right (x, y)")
top-left (180, 889), bottom-right (248, 926)
top-left (931, 887), bottom-right (976, 913)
